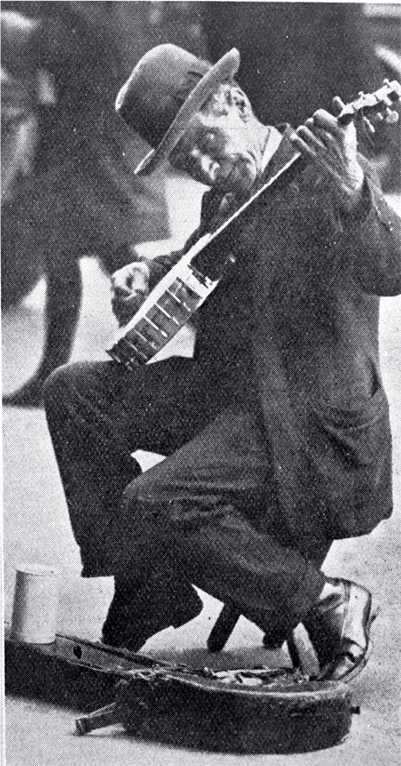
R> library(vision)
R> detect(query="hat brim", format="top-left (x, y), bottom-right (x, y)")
top-left (133, 48), bottom-right (240, 176)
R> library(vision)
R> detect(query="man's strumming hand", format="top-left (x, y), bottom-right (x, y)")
top-left (111, 261), bottom-right (150, 327)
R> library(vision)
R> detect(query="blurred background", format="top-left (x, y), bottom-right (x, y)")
top-left (2, 5), bottom-right (401, 764)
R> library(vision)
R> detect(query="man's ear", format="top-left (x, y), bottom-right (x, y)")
top-left (231, 86), bottom-right (252, 120)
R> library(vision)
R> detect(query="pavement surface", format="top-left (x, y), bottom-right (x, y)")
top-left (2, 189), bottom-right (401, 765)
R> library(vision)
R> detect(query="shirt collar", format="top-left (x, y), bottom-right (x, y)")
top-left (260, 126), bottom-right (284, 175)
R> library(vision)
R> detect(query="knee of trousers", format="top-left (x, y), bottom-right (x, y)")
top-left (43, 362), bottom-right (92, 415)
top-left (122, 471), bottom-right (163, 509)
top-left (120, 473), bottom-right (176, 540)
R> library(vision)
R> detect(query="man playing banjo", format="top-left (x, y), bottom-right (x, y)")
top-left (44, 45), bottom-right (401, 682)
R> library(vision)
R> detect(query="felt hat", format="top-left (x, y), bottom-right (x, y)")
top-left (115, 44), bottom-right (240, 175)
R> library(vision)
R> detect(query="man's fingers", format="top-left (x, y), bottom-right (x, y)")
top-left (331, 96), bottom-right (346, 117)
top-left (112, 291), bottom-right (145, 312)
top-left (290, 128), bottom-right (349, 188)
top-left (112, 269), bottom-right (133, 294)
top-left (112, 282), bottom-right (132, 298)
top-left (293, 125), bottom-right (326, 155)
top-left (302, 121), bottom-right (336, 147)
top-left (289, 131), bottom-right (316, 159)
top-left (310, 109), bottom-right (343, 136)
top-left (122, 291), bottom-right (146, 308)
top-left (112, 262), bottom-right (149, 294)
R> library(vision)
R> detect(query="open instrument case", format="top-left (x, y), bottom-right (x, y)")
top-left (5, 625), bottom-right (358, 754)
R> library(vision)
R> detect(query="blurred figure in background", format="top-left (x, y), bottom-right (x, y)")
top-left (1, 2), bottom-right (172, 406)
top-left (1, 10), bottom-right (42, 205)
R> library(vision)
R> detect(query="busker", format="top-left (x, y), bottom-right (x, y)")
top-left (44, 45), bottom-right (401, 682)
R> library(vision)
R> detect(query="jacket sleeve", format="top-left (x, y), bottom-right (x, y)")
top-left (296, 152), bottom-right (401, 297)
top-left (341, 159), bottom-right (401, 296)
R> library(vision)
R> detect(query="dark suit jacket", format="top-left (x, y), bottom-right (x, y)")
top-left (145, 129), bottom-right (401, 549)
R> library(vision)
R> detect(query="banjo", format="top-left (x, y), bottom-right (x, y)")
top-left (107, 80), bottom-right (400, 371)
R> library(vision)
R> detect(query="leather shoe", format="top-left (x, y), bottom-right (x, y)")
top-left (102, 576), bottom-right (203, 652)
top-left (292, 579), bottom-right (379, 683)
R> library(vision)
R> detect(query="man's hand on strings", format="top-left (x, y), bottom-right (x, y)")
top-left (290, 96), bottom-right (365, 208)
top-left (111, 261), bottom-right (150, 326)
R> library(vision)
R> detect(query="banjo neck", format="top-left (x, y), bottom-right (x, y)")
top-left (107, 80), bottom-right (401, 370)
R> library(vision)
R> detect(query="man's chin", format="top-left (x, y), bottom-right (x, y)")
top-left (221, 163), bottom-right (257, 195)
top-left (219, 173), bottom-right (255, 196)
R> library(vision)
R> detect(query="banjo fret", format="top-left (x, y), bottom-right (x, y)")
top-left (154, 302), bottom-right (180, 324)
top-left (143, 314), bottom-right (169, 339)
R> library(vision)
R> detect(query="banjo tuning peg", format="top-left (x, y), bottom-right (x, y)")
top-left (385, 109), bottom-right (399, 124)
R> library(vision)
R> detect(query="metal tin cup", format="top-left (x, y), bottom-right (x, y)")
top-left (10, 563), bottom-right (60, 644)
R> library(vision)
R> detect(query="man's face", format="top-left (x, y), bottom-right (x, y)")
top-left (169, 99), bottom-right (263, 195)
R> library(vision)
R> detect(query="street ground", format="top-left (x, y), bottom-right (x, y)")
top-left (2, 189), bottom-right (401, 765)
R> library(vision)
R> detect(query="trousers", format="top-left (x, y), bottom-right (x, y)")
top-left (44, 357), bottom-right (328, 638)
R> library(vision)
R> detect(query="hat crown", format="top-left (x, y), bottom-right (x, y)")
top-left (116, 44), bottom-right (211, 149)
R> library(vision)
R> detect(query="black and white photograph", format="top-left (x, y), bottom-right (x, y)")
top-left (2, 2), bottom-right (401, 764)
